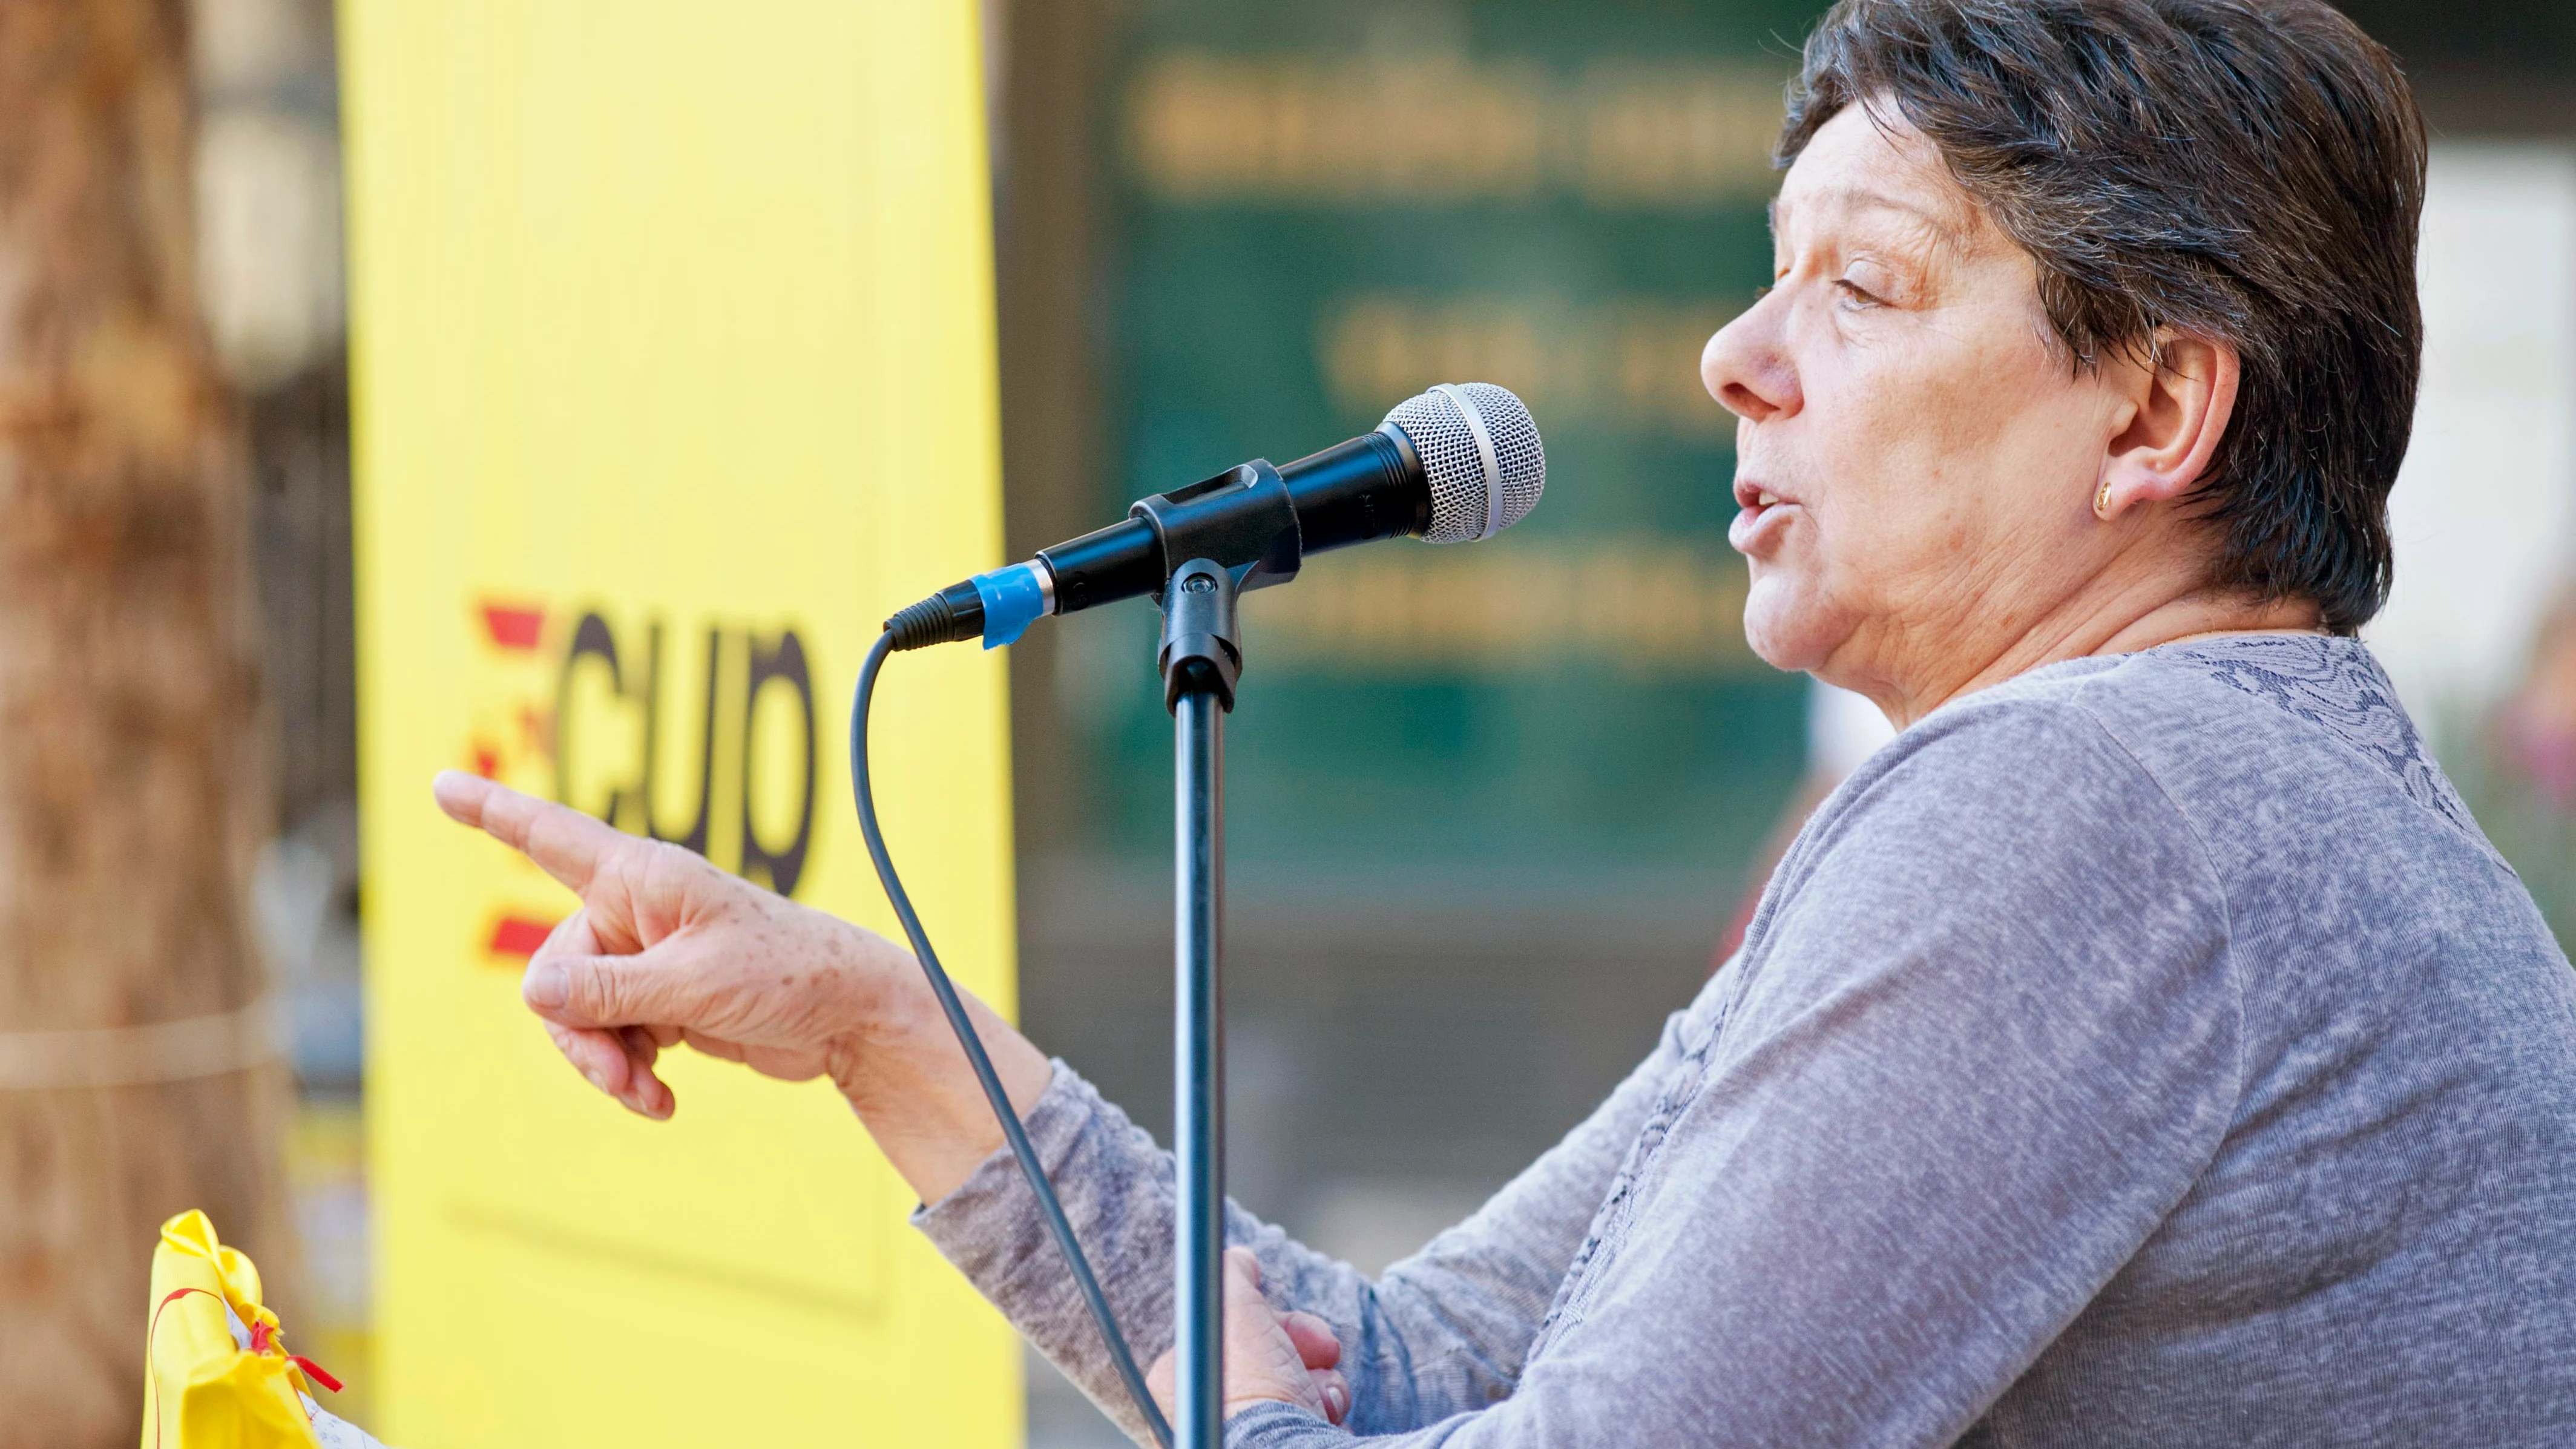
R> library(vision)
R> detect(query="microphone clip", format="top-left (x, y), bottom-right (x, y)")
top-left (1133, 459), bottom-right (1302, 605)
top-left (1157, 558), bottom-right (1242, 714)
top-left (1141, 461), bottom-right (1293, 711)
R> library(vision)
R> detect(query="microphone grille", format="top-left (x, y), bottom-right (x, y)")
top-left (1382, 383), bottom-right (1546, 545)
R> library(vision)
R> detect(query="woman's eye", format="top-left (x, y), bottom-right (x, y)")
top-left (1833, 278), bottom-right (1885, 309)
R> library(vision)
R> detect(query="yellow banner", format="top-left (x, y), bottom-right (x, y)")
top-left (343, 2), bottom-right (1018, 1442)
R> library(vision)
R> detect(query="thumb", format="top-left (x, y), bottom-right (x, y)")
top-left (1218, 1249), bottom-right (1324, 1418)
top-left (522, 943), bottom-right (713, 1031)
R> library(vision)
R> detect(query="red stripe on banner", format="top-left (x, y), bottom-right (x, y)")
top-left (487, 916), bottom-right (557, 958)
top-left (481, 603), bottom-right (547, 651)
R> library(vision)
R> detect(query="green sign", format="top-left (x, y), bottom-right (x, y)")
top-left (1079, 2), bottom-right (1832, 895)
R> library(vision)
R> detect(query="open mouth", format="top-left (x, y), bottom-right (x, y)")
top-left (1729, 480), bottom-right (1800, 553)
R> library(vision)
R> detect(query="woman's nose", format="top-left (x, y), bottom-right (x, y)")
top-left (1703, 293), bottom-right (1799, 425)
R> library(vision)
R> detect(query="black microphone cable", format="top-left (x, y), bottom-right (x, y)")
top-left (850, 627), bottom-right (1175, 1449)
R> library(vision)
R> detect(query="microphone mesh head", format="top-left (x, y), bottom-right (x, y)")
top-left (1382, 383), bottom-right (1546, 544)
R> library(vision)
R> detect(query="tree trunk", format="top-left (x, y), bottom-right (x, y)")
top-left (0, 4), bottom-right (298, 1446)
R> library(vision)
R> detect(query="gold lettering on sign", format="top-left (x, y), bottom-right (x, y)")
top-left (1569, 61), bottom-right (1792, 208)
top-left (1243, 541), bottom-right (1761, 674)
top-left (1128, 51), bottom-right (1788, 209)
top-left (1321, 295), bottom-right (1741, 438)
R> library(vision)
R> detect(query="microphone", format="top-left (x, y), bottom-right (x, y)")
top-left (883, 382), bottom-right (1544, 650)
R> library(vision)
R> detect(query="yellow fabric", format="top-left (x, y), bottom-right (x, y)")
top-left (343, 2), bottom-right (1020, 1444)
top-left (140, 1211), bottom-right (323, 1449)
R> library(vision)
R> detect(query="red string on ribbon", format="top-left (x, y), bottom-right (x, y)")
top-left (292, 1356), bottom-right (344, 1393)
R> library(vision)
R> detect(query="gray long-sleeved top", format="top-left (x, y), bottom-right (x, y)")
top-left (918, 636), bottom-right (2576, 1447)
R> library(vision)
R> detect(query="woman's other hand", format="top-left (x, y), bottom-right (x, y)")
top-left (431, 769), bottom-right (1051, 1201)
top-left (1147, 1248), bottom-right (1352, 1428)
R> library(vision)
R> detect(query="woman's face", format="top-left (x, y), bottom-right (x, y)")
top-left (1704, 104), bottom-right (2143, 711)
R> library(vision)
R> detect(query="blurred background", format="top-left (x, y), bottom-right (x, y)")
top-left (2, 1), bottom-right (2566, 1445)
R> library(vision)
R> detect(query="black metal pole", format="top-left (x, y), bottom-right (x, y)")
top-left (1157, 559), bottom-right (1242, 1449)
top-left (1174, 685), bottom-right (1225, 1449)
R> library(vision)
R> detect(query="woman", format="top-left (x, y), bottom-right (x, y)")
top-left (434, 1), bottom-right (2576, 1443)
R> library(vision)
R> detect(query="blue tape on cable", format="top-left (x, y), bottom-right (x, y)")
top-left (970, 560), bottom-right (1050, 649)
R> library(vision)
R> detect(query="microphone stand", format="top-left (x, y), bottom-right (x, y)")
top-left (1123, 455), bottom-right (1299, 1449)
top-left (1157, 556), bottom-right (1242, 1449)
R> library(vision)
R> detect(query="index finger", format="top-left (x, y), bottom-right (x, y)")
top-left (433, 770), bottom-right (623, 895)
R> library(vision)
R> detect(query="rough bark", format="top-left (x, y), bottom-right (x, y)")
top-left (0, 2), bottom-right (298, 1445)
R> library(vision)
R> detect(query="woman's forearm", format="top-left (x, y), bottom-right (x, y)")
top-left (912, 1032), bottom-right (1689, 1443)
top-left (826, 924), bottom-right (1056, 1204)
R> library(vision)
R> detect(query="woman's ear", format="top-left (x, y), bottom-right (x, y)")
top-left (2097, 332), bottom-right (2240, 518)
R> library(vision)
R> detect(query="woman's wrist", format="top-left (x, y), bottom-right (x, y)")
top-left (822, 921), bottom-right (944, 1105)
top-left (820, 916), bottom-right (1052, 1203)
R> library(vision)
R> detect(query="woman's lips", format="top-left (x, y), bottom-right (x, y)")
top-left (1729, 489), bottom-right (1801, 554)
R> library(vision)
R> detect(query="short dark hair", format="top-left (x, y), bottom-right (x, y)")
top-left (1780, 0), bottom-right (2426, 634)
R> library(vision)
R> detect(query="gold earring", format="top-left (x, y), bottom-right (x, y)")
top-left (2095, 478), bottom-right (2114, 519)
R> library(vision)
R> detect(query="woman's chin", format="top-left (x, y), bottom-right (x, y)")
top-left (1740, 579), bottom-right (1857, 675)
